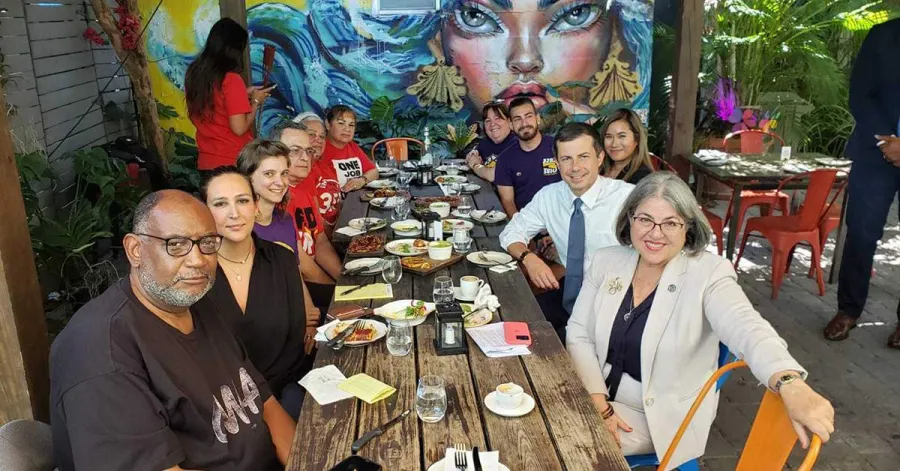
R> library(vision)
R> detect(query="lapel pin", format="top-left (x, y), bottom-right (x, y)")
top-left (607, 277), bottom-right (623, 295)
top-left (668, 284), bottom-right (676, 293)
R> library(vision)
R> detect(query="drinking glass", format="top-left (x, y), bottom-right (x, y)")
top-left (392, 198), bottom-right (411, 221)
top-left (398, 171), bottom-right (414, 191)
top-left (382, 256), bottom-right (403, 284)
top-left (452, 228), bottom-right (472, 254)
top-left (445, 183), bottom-right (461, 196)
top-left (456, 196), bottom-right (474, 218)
top-left (415, 375), bottom-right (447, 423)
top-left (432, 276), bottom-right (454, 304)
top-left (386, 319), bottom-right (413, 356)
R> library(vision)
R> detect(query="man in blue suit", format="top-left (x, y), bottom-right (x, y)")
top-left (824, 19), bottom-right (900, 348)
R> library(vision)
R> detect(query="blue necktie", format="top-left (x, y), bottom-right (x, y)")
top-left (563, 198), bottom-right (585, 314)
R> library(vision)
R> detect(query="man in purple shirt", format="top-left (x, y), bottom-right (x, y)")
top-left (494, 97), bottom-right (562, 217)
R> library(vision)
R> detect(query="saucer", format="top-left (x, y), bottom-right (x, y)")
top-left (484, 391), bottom-right (535, 417)
top-left (453, 287), bottom-right (477, 302)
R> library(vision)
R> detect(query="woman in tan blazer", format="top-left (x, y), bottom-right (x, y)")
top-left (567, 172), bottom-right (834, 469)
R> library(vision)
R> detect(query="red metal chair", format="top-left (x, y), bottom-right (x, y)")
top-left (702, 208), bottom-right (725, 256)
top-left (650, 154), bottom-right (676, 172)
top-left (734, 169), bottom-right (839, 299)
top-left (370, 137), bottom-right (424, 162)
top-left (806, 179), bottom-right (848, 278)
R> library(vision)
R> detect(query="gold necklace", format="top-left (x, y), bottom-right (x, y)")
top-left (220, 261), bottom-right (251, 281)
top-left (218, 241), bottom-right (253, 264)
top-left (218, 242), bottom-right (254, 281)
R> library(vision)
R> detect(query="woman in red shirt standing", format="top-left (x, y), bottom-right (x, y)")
top-left (320, 105), bottom-right (379, 192)
top-left (186, 18), bottom-right (272, 170)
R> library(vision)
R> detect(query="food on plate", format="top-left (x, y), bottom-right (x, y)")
top-left (333, 322), bottom-right (377, 342)
top-left (442, 220), bottom-right (468, 232)
top-left (414, 196), bottom-right (462, 209)
top-left (401, 256), bottom-right (434, 270)
top-left (393, 239), bottom-right (428, 255)
top-left (349, 234), bottom-right (384, 254)
top-left (395, 301), bottom-right (427, 319)
top-left (394, 223), bottom-right (420, 233)
top-left (413, 239), bottom-right (427, 248)
top-left (431, 241), bottom-right (451, 248)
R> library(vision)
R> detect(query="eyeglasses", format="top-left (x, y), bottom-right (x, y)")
top-left (289, 146), bottom-right (314, 157)
top-left (631, 215), bottom-right (685, 235)
top-left (136, 233), bottom-right (223, 257)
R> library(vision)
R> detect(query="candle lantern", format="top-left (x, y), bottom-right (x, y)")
top-left (417, 166), bottom-right (433, 185)
top-left (433, 302), bottom-right (468, 356)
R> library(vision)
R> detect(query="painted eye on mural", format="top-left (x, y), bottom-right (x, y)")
top-left (548, 2), bottom-right (603, 33)
top-left (455, 3), bottom-right (503, 35)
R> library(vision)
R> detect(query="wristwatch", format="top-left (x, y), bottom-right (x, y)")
top-left (473, 163), bottom-right (485, 170)
top-left (517, 249), bottom-right (533, 263)
top-left (773, 373), bottom-right (802, 394)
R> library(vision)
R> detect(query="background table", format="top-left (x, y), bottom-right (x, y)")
top-left (287, 172), bottom-right (629, 471)
top-left (687, 151), bottom-right (850, 277)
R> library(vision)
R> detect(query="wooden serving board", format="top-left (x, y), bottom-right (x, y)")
top-left (400, 253), bottom-right (464, 276)
top-left (346, 234), bottom-right (385, 258)
top-left (359, 190), bottom-right (400, 202)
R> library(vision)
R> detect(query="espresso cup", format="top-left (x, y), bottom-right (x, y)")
top-left (459, 276), bottom-right (484, 299)
top-left (495, 383), bottom-right (524, 410)
top-left (429, 202), bottom-right (451, 218)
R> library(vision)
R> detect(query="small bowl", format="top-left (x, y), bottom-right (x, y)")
top-left (427, 241), bottom-right (453, 260)
top-left (429, 202), bottom-right (451, 218)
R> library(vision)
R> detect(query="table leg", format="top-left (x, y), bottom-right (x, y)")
top-left (725, 184), bottom-right (743, 261)
top-left (828, 191), bottom-right (850, 284)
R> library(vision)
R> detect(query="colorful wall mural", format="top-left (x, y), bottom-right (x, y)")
top-left (140, 0), bottom-right (655, 136)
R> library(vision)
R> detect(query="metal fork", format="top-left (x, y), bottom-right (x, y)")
top-left (330, 321), bottom-right (362, 351)
top-left (454, 443), bottom-right (468, 471)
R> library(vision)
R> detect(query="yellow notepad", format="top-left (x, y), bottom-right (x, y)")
top-left (337, 374), bottom-right (397, 404)
top-left (334, 283), bottom-right (394, 302)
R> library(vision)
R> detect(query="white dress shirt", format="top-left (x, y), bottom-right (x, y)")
top-left (499, 176), bottom-right (634, 275)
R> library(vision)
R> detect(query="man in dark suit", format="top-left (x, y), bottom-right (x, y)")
top-left (824, 19), bottom-right (900, 348)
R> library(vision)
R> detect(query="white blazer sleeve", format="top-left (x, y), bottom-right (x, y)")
top-left (566, 259), bottom-right (609, 396)
top-left (702, 259), bottom-right (807, 386)
top-left (498, 190), bottom-right (548, 250)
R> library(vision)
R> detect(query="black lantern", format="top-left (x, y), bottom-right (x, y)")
top-left (433, 302), bottom-right (468, 355)
top-left (417, 165), bottom-right (433, 185)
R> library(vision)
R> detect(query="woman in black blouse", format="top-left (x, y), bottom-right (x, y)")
top-left (599, 108), bottom-right (654, 184)
top-left (201, 166), bottom-right (313, 419)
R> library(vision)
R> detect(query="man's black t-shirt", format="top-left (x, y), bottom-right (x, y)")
top-left (50, 278), bottom-right (280, 471)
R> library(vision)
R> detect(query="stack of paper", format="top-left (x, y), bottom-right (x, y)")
top-left (334, 283), bottom-right (393, 302)
top-left (338, 373), bottom-right (397, 404)
top-left (298, 365), bottom-right (354, 405)
top-left (466, 323), bottom-right (531, 358)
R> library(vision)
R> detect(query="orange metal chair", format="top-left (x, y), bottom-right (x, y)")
top-left (702, 208), bottom-right (725, 256)
top-left (370, 138), bottom-right (424, 162)
top-left (650, 154), bottom-right (676, 173)
top-left (734, 169), bottom-right (839, 299)
top-left (807, 179), bottom-right (848, 278)
top-left (658, 360), bottom-right (823, 471)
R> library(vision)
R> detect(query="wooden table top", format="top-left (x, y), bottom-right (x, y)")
top-left (688, 150), bottom-right (850, 184)
top-left (287, 170), bottom-right (629, 471)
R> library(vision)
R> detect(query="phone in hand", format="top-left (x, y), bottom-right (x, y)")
top-left (262, 83), bottom-right (278, 91)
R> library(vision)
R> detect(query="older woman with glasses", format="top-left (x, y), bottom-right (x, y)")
top-left (566, 172), bottom-right (834, 469)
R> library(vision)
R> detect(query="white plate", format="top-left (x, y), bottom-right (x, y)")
top-left (434, 175), bottom-right (468, 185)
top-left (343, 258), bottom-right (383, 275)
top-left (484, 391), bottom-right (536, 417)
top-left (348, 218), bottom-right (386, 231)
top-left (460, 183), bottom-right (481, 194)
top-left (377, 167), bottom-right (399, 176)
top-left (450, 209), bottom-right (473, 219)
top-left (374, 300), bottom-right (435, 327)
top-left (461, 303), bottom-right (492, 328)
top-left (325, 319), bottom-right (387, 347)
top-left (366, 179), bottom-right (396, 189)
top-left (370, 196), bottom-right (404, 208)
top-left (385, 239), bottom-right (429, 257)
top-left (391, 220), bottom-right (424, 236)
top-left (467, 251), bottom-right (513, 267)
top-left (442, 218), bottom-right (475, 233)
top-left (815, 157), bottom-right (851, 167)
top-left (427, 458), bottom-right (509, 471)
top-left (470, 210), bottom-right (507, 224)
top-left (704, 158), bottom-right (729, 167)
top-left (454, 287), bottom-right (476, 302)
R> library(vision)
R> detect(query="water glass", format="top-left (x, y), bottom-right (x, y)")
top-left (386, 319), bottom-right (413, 356)
top-left (382, 256), bottom-right (403, 284)
top-left (415, 375), bottom-right (447, 423)
top-left (445, 183), bottom-right (461, 196)
top-left (456, 196), bottom-right (473, 218)
top-left (452, 228), bottom-right (472, 253)
top-left (392, 198), bottom-right (411, 221)
top-left (398, 171), bottom-right (414, 191)
top-left (432, 275), bottom-right (454, 304)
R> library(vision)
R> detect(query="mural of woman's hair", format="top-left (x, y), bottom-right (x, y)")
top-left (147, 0), bottom-right (653, 136)
top-left (184, 17), bottom-right (249, 120)
top-left (598, 108), bottom-right (653, 182)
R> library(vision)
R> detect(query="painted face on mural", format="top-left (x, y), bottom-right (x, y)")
top-left (442, 0), bottom-right (612, 113)
top-left (483, 107), bottom-right (512, 144)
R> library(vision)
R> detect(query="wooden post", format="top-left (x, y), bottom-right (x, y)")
top-left (0, 91), bottom-right (51, 424)
top-left (219, 0), bottom-right (251, 84)
top-left (665, 0), bottom-right (704, 178)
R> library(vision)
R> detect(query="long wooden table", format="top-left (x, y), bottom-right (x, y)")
top-left (287, 172), bottom-right (628, 471)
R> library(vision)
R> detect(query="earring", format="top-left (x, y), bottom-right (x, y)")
top-left (406, 36), bottom-right (468, 112)
top-left (589, 23), bottom-right (642, 107)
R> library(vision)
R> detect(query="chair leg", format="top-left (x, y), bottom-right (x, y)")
top-left (785, 247), bottom-right (795, 274)
top-left (759, 203), bottom-right (772, 217)
top-left (771, 248), bottom-right (790, 300)
top-left (809, 236), bottom-right (826, 296)
top-left (715, 231), bottom-right (724, 256)
top-left (723, 197), bottom-right (735, 226)
top-left (734, 229), bottom-right (753, 270)
top-left (809, 225), bottom-right (828, 279)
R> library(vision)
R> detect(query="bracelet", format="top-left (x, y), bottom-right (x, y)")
top-left (601, 403), bottom-right (615, 420)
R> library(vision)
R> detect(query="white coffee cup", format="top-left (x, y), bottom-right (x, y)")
top-left (429, 202), bottom-right (451, 218)
top-left (495, 382), bottom-right (524, 409)
top-left (459, 275), bottom-right (484, 299)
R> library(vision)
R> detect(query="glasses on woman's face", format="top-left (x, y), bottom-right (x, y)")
top-left (631, 215), bottom-right (685, 236)
top-left (137, 233), bottom-right (223, 257)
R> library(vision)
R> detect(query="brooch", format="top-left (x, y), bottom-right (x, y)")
top-left (607, 277), bottom-right (623, 295)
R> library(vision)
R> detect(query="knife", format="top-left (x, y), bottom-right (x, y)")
top-left (472, 446), bottom-right (483, 471)
top-left (339, 284), bottom-right (367, 296)
top-left (351, 409), bottom-right (410, 454)
top-left (324, 320), bottom-right (361, 348)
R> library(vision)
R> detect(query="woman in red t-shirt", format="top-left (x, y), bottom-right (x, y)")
top-left (321, 105), bottom-right (379, 192)
top-left (185, 18), bottom-right (273, 170)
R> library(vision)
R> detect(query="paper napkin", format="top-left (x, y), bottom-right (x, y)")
top-left (442, 448), bottom-right (500, 471)
top-left (338, 374), bottom-right (397, 404)
top-left (334, 283), bottom-right (394, 302)
top-left (298, 365), bottom-right (354, 405)
top-left (489, 263), bottom-right (519, 274)
top-left (335, 226), bottom-right (365, 237)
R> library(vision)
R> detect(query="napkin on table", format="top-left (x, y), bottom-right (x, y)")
top-left (488, 263), bottom-right (518, 274)
top-left (334, 283), bottom-right (394, 302)
top-left (298, 365), bottom-right (353, 405)
top-left (442, 448), bottom-right (500, 471)
top-left (473, 285), bottom-right (500, 312)
top-left (337, 373), bottom-right (396, 404)
top-left (335, 226), bottom-right (365, 237)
